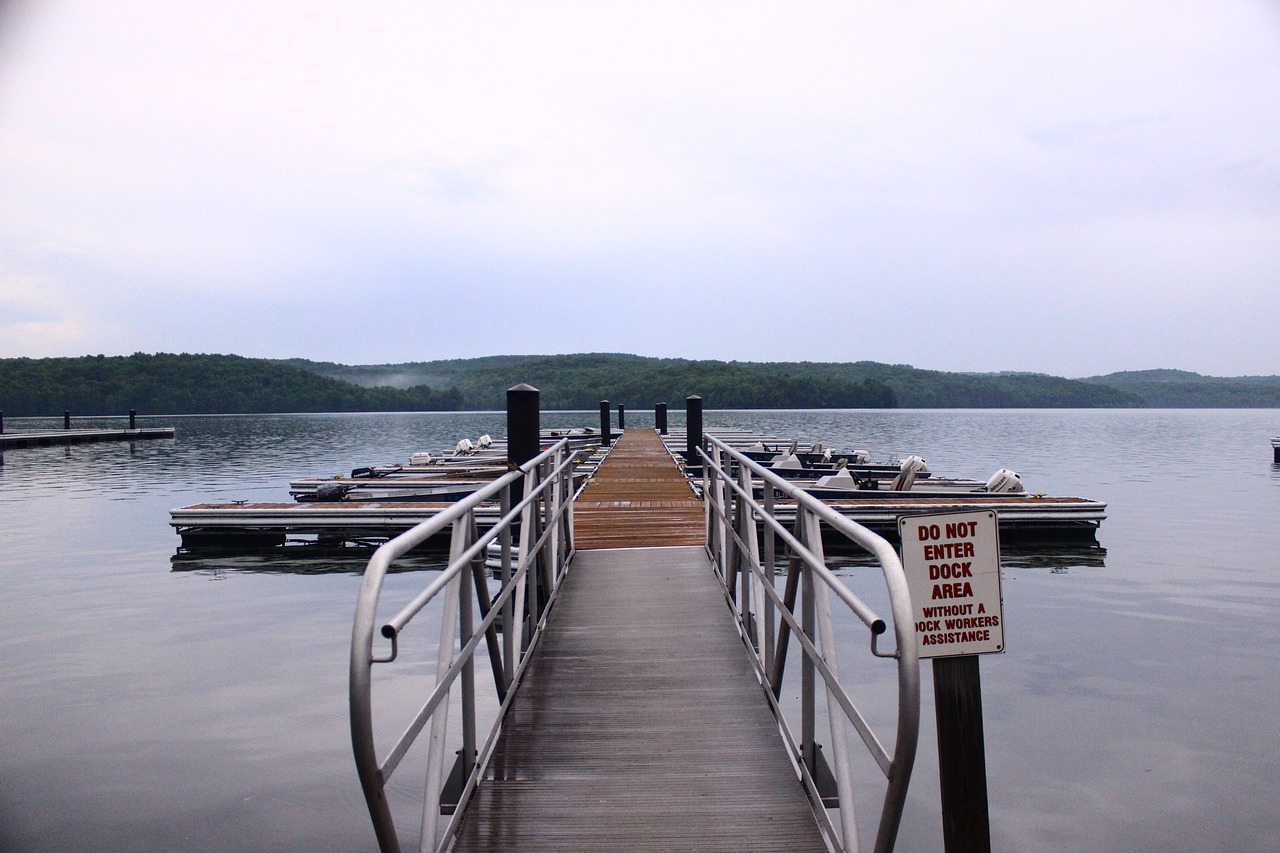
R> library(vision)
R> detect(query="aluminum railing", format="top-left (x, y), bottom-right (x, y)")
top-left (700, 434), bottom-right (920, 853)
top-left (350, 438), bottom-right (578, 853)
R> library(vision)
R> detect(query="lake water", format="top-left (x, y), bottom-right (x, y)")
top-left (1, 409), bottom-right (1277, 852)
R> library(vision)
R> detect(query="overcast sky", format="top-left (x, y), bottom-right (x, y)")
top-left (2, 1), bottom-right (1277, 377)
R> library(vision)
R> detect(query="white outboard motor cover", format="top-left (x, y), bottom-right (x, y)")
top-left (410, 452), bottom-right (433, 466)
top-left (769, 453), bottom-right (805, 470)
top-left (850, 449), bottom-right (871, 465)
top-left (986, 468), bottom-right (1025, 493)
top-left (816, 468), bottom-right (858, 489)
top-left (454, 438), bottom-right (474, 455)
top-left (477, 434), bottom-right (493, 449)
top-left (892, 455), bottom-right (929, 491)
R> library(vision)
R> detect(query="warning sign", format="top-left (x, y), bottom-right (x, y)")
top-left (899, 510), bottom-right (1005, 658)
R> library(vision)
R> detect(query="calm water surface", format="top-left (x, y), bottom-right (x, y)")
top-left (1, 409), bottom-right (1277, 852)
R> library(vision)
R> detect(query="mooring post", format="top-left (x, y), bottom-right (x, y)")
top-left (617, 404), bottom-right (625, 431)
top-left (655, 402), bottom-right (667, 435)
top-left (64, 410), bottom-right (71, 430)
top-left (129, 409), bottom-right (137, 430)
top-left (507, 384), bottom-right (540, 467)
top-left (934, 656), bottom-right (992, 853)
top-left (685, 395), bottom-right (703, 474)
top-left (599, 400), bottom-right (612, 446)
top-left (0, 411), bottom-right (4, 434)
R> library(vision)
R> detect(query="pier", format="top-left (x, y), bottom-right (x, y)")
top-left (0, 410), bottom-right (173, 449)
top-left (350, 410), bottom-right (921, 853)
top-left (0, 426), bottom-right (174, 449)
top-left (450, 430), bottom-right (824, 851)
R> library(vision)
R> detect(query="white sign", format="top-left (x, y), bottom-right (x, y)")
top-left (899, 510), bottom-right (1005, 658)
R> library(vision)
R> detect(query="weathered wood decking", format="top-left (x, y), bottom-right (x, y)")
top-left (450, 430), bottom-right (825, 851)
top-left (451, 546), bottom-right (825, 852)
top-left (572, 429), bottom-right (704, 549)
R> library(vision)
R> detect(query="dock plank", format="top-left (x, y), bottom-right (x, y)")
top-left (573, 429), bottom-right (704, 549)
top-left (449, 546), bottom-right (825, 852)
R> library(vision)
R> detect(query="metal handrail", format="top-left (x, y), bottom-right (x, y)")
top-left (700, 434), bottom-right (920, 853)
top-left (350, 437), bottom-right (578, 853)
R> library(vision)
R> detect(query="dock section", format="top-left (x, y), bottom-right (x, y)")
top-left (573, 428), bottom-right (703, 548)
top-left (451, 429), bottom-right (823, 850)
top-left (0, 427), bottom-right (174, 449)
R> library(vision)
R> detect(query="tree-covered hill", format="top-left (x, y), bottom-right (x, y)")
top-left (0, 353), bottom-right (462, 416)
top-left (288, 354), bottom-right (899, 410)
top-left (11, 352), bottom-right (1273, 416)
top-left (1080, 369), bottom-right (1280, 407)
top-left (284, 354), bottom-right (1143, 409)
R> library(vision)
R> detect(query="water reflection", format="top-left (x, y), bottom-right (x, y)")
top-left (170, 549), bottom-right (448, 576)
top-left (822, 542), bottom-right (1107, 570)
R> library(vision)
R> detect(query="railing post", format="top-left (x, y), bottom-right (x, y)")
top-left (617, 403), bottom-right (625, 431)
top-left (655, 402), bottom-right (667, 435)
top-left (763, 484), bottom-right (776, 682)
top-left (599, 400), bottom-right (612, 446)
top-left (500, 485), bottom-right (515, 688)
top-left (421, 520), bottom-right (466, 851)
top-left (460, 512), bottom-right (477, 787)
top-left (800, 508), bottom-right (817, 780)
top-left (507, 384), bottom-right (540, 467)
top-left (739, 458), bottom-right (762, 652)
top-left (64, 409), bottom-right (71, 430)
top-left (806, 511), bottom-right (859, 853)
top-left (1, 411), bottom-right (5, 434)
top-left (685, 395), bottom-right (703, 475)
top-left (128, 409), bottom-right (137, 430)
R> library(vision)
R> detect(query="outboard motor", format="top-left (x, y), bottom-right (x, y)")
top-left (850, 449), bottom-right (871, 465)
top-left (891, 455), bottom-right (929, 491)
top-left (815, 468), bottom-right (858, 489)
top-left (985, 468), bottom-right (1025, 493)
top-left (410, 452), bottom-right (433, 466)
top-left (476, 434), bottom-right (493, 449)
top-left (314, 482), bottom-right (350, 501)
top-left (769, 452), bottom-right (805, 470)
top-left (454, 438), bottom-right (474, 455)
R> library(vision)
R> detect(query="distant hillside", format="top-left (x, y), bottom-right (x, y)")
top-left (282, 354), bottom-right (1143, 409)
top-left (0, 353), bottom-right (462, 416)
top-left (1082, 370), bottom-right (1280, 407)
top-left (280, 354), bottom-right (899, 410)
top-left (22, 353), bottom-right (1269, 416)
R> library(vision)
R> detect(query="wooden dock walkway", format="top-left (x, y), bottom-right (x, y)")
top-left (572, 429), bottom-right (704, 549)
top-left (450, 430), bottom-right (825, 851)
top-left (0, 427), bottom-right (174, 449)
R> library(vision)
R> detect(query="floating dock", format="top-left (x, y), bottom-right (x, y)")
top-left (0, 427), bottom-right (175, 449)
top-left (446, 429), bottom-right (828, 851)
top-left (171, 426), bottom-right (1105, 550)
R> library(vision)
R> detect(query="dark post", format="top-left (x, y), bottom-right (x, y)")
top-left (599, 400), bottom-right (612, 446)
top-left (934, 656), bottom-right (992, 853)
top-left (64, 410), bottom-right (71, 430)
top-left (128, 409), bottom-right (137, 430)
top-left (685, 395), bottom-right (703, 473)
top-left (0, 411), bottom-right (4, 434)
top-left (507, 384), bottom-right (540, 467)
top-left (655, 402), bottom-right (667, 435)
top-left (617, 404), bottom-right (625, 431)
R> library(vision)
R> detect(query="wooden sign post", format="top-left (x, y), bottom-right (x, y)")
top-left (899, 510), bottom-right (1005, 853)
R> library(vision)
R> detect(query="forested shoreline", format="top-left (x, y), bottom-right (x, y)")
top-left (2, 353), bottom-right (1275, 416)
